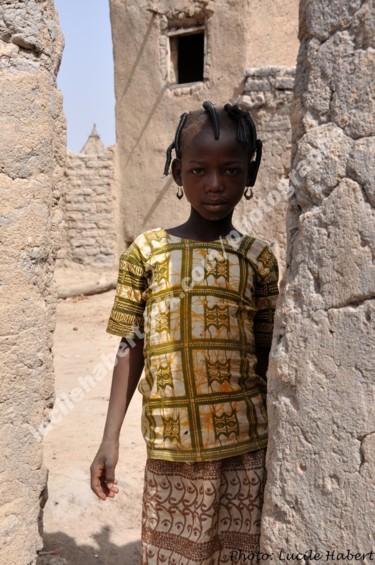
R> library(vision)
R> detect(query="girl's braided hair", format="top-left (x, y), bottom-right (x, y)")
top-left (163, 100), bottom-right (262, 187)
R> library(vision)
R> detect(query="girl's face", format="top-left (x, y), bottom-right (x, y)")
top-left (172, 125), bottom-right (250, 222)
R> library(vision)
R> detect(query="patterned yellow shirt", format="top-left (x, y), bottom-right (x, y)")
top-left (107, 228), bottom-right (279, 462)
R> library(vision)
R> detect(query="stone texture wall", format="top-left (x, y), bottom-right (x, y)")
top-left (0, 1), bottom-right (65, 563)
top-left (110, 0), bottom-right (299, 250)
top-left (262, 0), bottom-right (375, 558)
top-left (234, 67), bottom-right (295, 271)
top-left (57, 144), bottom-right (117, 268)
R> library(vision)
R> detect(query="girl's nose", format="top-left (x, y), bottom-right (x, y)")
top-left (206, 172), bottom-right (224, 192)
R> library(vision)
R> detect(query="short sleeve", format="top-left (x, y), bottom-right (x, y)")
top-left (106, 242), bottom-right (148, 341)
top-left (253, 244), bottom-right (279, 348)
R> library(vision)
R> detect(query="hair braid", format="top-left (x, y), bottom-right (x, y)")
top-left (223, 103), bottom-right (257, 150)
top-left (202, 100), bottom-right (220, 140)
top-left (163, 112), bottom-right (188, 176)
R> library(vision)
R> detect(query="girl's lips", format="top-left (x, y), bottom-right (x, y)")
top-left (202, 201), bottom-right (227, 206)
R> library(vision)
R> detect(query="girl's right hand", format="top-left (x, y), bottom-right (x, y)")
top-left (90, 441), bottom-right (120, 501)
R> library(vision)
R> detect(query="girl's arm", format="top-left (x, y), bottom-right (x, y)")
top-left (90, 338), bottom-right (144, 501)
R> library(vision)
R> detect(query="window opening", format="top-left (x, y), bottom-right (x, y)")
top-left (169, 29), bottom-right (205, 84)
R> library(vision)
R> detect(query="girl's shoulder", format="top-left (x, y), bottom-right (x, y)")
top-left (132, 227), bottom-right (167, 247)
top-left (234, 233), bottom-right (274, 255)
top-left (246, 234), bottom-right (275, 253)
top-left (238, 234), bottom-right (278, 272)
top-left (121, 228), bottom-right (168, 262)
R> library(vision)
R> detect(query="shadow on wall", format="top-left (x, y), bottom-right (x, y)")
top-left (118, 14), bottom-right (156, 106)
top-left (124, 84), bottom-right (169, 168)
top-left (37, 528), bottom-right (140, 565)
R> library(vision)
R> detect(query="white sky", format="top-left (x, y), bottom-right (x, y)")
top-left (55, 0), bottom-right (116, 152)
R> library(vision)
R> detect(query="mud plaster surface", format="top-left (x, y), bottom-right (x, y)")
top-left (38, 289), bottom-right (145, 565)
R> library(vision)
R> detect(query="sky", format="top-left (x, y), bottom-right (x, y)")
top-left (55, 0), bottom-right (116, 152)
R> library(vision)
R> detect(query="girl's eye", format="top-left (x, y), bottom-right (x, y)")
top-left (225, 168), bottom-right (240, 176)
top-left (191, 168), bottom-right (205, 175)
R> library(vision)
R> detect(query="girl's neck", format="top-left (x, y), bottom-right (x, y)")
top-left (167, 208), bottom-right (237, 242)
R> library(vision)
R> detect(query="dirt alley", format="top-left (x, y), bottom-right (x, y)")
top-left (38, 289), bottom-right (146, 565)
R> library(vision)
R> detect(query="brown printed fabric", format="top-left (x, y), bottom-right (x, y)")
top-left (107, 229), bottom-right (279, 462)
top-left (141, 449), bottom-right (267, 564)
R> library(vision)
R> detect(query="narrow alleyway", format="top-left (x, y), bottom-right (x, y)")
top-left (38, 290), bottom-right (145, 565)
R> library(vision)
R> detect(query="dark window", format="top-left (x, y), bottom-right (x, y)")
top-left (175, 32), bottom-right (205, 84)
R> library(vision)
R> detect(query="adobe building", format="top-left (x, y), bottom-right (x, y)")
top-left (109, 0), bottom-right (300, 267)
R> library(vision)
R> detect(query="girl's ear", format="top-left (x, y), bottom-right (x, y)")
top-left (171, 158), bottom-right (182, 186)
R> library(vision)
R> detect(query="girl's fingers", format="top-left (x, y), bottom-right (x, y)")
top-left (90, 462), bottom-right (108, 500)
top-left (108, 483), bottom-right (119, 495)
top-left (107, 485), bottom-right (119, 498)
top-left (100, 477), bottom-right (119, 498)
top-left (90, 458), bottom-right (119, 500)
top-left (92, 476), bottom-right (107, 500)
top-left (91, 480), bottom-right (106, 500)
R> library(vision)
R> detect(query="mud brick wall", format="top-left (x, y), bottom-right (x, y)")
top-left (58, 147), bottom-right (117, 267)
top-left (0, 1), bottom-right (66, 563)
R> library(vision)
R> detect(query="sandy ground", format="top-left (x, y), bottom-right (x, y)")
top-left (37, 287), bottom-right (146, 565)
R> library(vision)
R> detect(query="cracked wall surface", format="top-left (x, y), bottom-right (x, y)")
top-left (0, 1), bottom-right (65, 563)
top-left (110, 0), bottom-right (299, 250)
top-left (262, 0), bottom-right (375, 558)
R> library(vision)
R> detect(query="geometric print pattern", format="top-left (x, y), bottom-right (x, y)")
top-left (107, 228), bottom-right (279, 462)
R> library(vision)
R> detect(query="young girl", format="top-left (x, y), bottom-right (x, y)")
top-left (90, 101), bottom-right (279, 564)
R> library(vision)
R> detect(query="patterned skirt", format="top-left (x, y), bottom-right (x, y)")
top-left (141, 449), bottom-right (266, 565)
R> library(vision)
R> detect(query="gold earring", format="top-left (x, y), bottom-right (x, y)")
top-left (244, 187), bottom-right (253, 200)
top-left (176, 186), bottom-right (184, 200)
